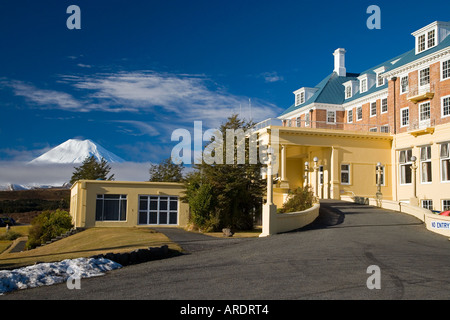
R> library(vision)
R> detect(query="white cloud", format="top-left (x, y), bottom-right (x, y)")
top-left (8, 81), bottom-right (84, 111)
top-left (0, 161), bottom-right (152, 186)
top-left (261, 71), bottom-right (284, 83)
top-left (64, 71), bottom-right (282, 126)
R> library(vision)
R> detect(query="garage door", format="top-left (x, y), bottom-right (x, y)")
top-left (138, 195), bottom-right (178, 225)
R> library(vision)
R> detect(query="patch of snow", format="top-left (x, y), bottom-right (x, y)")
top-left (0, 257), bottom-right (122, 294)
top-left (29, 139), bottom-right (125, 164)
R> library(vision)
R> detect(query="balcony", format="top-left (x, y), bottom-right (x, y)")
top-left (407, 82), bottom-right (435, 103)
top-left (407, 118), bottom-right (435, 136)
top-left (252, 118), bottom-right (391, 134)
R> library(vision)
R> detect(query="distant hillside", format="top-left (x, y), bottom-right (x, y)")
top-left (0, 188), bottom-right (71, 224)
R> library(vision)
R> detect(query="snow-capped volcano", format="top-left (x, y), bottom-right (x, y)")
top-left (29, 139), bottom-right (125, 164)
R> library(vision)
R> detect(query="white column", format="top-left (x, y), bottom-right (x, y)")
top-left (280, 144), bottom-right (289, 188)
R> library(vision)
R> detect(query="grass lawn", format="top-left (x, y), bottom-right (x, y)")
top-left (0, 227), bottom-right (182, 269)
top-left (0, 225), bottom-right (31, 254)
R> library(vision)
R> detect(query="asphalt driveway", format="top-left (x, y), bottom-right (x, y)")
top-left (2, 200), bottom-right (450, 300)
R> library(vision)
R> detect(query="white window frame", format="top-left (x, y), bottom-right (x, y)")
top-left (356, 106), bottom-right (363, 121)
top-left (347, 109), bottom-right (353, 123)
top-left (419, 101), bottom-right (431, 124)
top-left (380, 125), bottom-right (389, 133)
top-left (369, 127), bottom-right (377, 132)
top-left (442, 59), bottom-right (450, 81)
top-left (327, 110), bottom-right (336, 124)
top-left (345, 85), bottom-right (352, 99)
top-left (421, 199), bottom-right (433, 211)
top-left (440, 142), bottom-right (450, 183)
top-left (96, 194), bottom-right (127, 222)
top-left (427, 29), bottom-right (436, 49)
top-left (370, 101), bottom-right (377, 117)
top-left (416, 28), bottom-right (437, 54)
top-left (296, 92), bottom-right (305, 106)
top-left (442, 95), bottom-right (450, 118)
top-left (376, 73), bottom-right (384, 87)
top-left (417, 34), bottom-right (426, 53)
top-left (399, 149), bottom-right (413, 185)
top-left (400, 75), bottom-right (409, 94)
top-left (138, 195), bottom-right (179, 225)
top-left (420, 145), bottom-right (432, 184)
top-left (442, 199), bottom-right (450, 211)
top-left (381, 98), bottom-right (388, 114)
top-left (360, 79), bottom-right (367, 93)
top-left (419, 67), bottom-right (430, 87)
top-left (340, 164), bottom-right (351, 185)
top-left (400, 107), bottom-right (409, 127)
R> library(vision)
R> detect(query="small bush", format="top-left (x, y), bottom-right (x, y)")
top-left (278, 186), bottom-right (315, 213)
top-left (0, 230), bottom-right (22, 241)
top-left (25, 209), bottom-right (73, 250)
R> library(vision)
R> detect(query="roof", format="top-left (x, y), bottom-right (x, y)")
top-left (279, 21), bottom-right (450, 117)
top-left (280, 72), bottom-right (359, 116)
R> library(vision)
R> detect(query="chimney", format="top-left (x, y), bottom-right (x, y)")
top-left (333, 48), bottom-right (346, 76)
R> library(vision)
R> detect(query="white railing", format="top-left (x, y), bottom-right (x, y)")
top-left (253, 118), bottom-right (391, 133)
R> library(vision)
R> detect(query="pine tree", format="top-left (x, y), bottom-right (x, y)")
top-left (70, 156), bottom-right (115, 184)
top-left (149, 157), bottom-right (184, 182)
top-left (183, 114), bottom-right (265, 231)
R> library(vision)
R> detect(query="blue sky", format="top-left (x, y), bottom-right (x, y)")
top-left (0, 0), bottom-right (449, 182)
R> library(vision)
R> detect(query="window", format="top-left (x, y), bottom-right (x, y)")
top-left (421, 200), bottom-right (433, 210)
top-left (296, 92), bottom-right (305, 106)
top-left (347, 109), bottom-right (353, 123)
top-left (441, 142), bottom-right (450, 182)
top-left (443, 200), bottom-right (450, 211)
top-left (427, 30), bottom-right (435, 48)
top-left (319, 166), bottom-right (324, 185)
top-left (419, 102), bottom-right (431, 123)
top-left (419, 67), bottom-right (430, 87)
top-left (442, 95), bottom-right (450, 118)
top-left (296, 117), bottom-right (301, 127)
top-left (341, 164), bottom-right (350, 185)
top-left (400, 76), bottom-right (409, 94)
top-left (96, 194), bottom-right (127, 221)
top-left (138, 195), bottom-right (178, 225)
top-left (369, 127), bottom-right (377, 132)
top-left (345, 86), bottom-right (352, 99)
top-left (443, 59), bottom-right (450, 80)
top-left (399, 149), bottom-right (413, 185)
top-left (356, 106), bottom-right (363, 121)
top-left (305, 113), bottom-right (310, 126)
top-left (420, 145), bottom-right (432, 183)
top-left (370, 102), bottom-right (377, 117)
top-left (418, 34), bottom-right (426, 53)
top-left (380, 125), bottom-right (389, 133)
top-left (381, 98), bottom-right (388, 113)
top-left (360, 79), bottom-right (367, 93)
top-left (375, 165), bottom-right (385, 186)
top-left (401, 108), bottom-right (409, 127)
top-left (377, 73), bottom-right (384, 87)
top-left (327, 111), bottom-right (336, 123)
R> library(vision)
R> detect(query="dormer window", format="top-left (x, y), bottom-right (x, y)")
top-left (295, 92), bottom-right (305, 106)
top-left (428, 29), bottom-right (435, 48)
top-left (374, 66), bottom-right (386, 87)
top-left (360, 79), bottom-right (367, 93)
top-left (293, 87), bottom-right (319, 106)
top-left (345, 85), bottom-right (352, 99)
top-left (343, 80), bottom-right (358, 99)
top-left (412, 21), bottom-right (450, 55)
top-left (377, 73), bottom-right (384, 86)
top-left (416, 29), bottom-right (436, 53)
